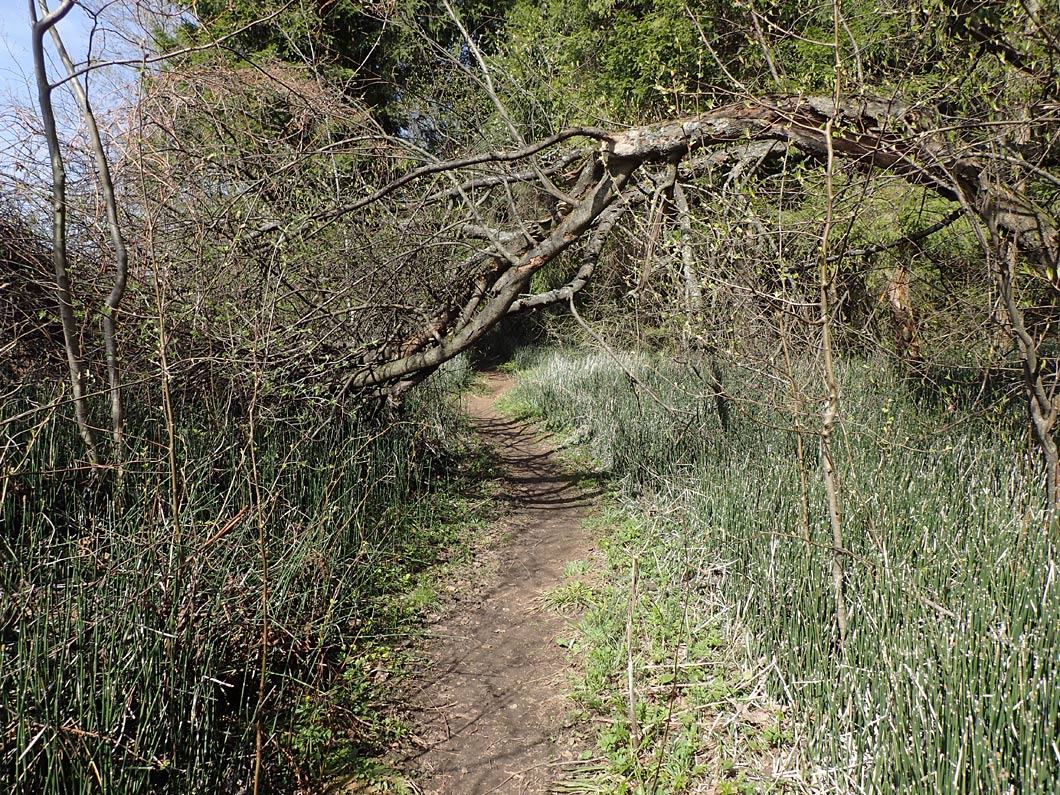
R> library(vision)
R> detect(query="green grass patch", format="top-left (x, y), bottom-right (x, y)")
top-left (0, 358), bottom-right (500, 793)
top-left (509, 347), bottom-right (1059, 794)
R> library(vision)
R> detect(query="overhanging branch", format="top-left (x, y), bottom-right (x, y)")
top-left (332, 94), bottom-right (1058, 395)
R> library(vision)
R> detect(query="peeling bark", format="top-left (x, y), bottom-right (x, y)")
top-left (883, 266), bottom-right (921, 361)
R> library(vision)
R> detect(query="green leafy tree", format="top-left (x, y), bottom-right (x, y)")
top-left (163, 0), bottom-right (515, 131)
top-left (496, 0), bottom-right (751, 128)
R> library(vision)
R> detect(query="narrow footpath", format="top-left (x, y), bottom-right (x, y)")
top-left (403, 372), bottom-right (596, 794)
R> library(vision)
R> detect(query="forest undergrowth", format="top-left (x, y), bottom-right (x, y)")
top-left (505, 346), bottom-right (1059, 795)
top-left (0, 357), bottom-right (497, 794)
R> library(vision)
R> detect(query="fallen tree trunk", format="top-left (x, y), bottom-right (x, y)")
top-left (336, 94), bottom-right (1058, 393)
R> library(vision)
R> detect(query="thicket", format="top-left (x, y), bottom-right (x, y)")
top-left (509, 347), bottom-right (1058, 793)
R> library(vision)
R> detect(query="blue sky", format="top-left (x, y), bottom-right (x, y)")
top-left (0, 0), bottom-right (35, 101)
top-left (0, 2), bottom-right (135, 176)
top-left (0, 0), bottom-right (98, 106)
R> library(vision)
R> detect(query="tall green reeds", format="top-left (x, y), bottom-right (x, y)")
top-left (511, 348), bottom-right (1058, 793)
top-left (0, 359), bottom-right (475, 793)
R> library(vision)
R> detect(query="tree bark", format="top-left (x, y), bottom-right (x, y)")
top-left (48, 17), bottom-right (128, 470)
top-left (1000, 240), bottom-right (1060, 512)
top-left (31, 0), bottom-right (98, 466)
top-left (331, 94), bottom-right (1057, 395)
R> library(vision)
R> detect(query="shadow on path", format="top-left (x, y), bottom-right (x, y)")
top-left (401, 372), bottom-right (594, 794)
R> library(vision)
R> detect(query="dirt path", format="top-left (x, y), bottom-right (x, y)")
top-left (402, 372), bottom-right (596, 794)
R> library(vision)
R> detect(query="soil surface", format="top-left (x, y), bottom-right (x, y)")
top-left (402, 372), bottom-right (596, 794)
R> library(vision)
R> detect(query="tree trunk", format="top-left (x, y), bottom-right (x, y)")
top-left (48, 18), bottom-right (129, 471)
top-left (31, 0), bottom-right (98, 466)
top-left (999, 240), bottom-right (1060, 513)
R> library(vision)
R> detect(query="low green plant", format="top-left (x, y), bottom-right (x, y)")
top-left (510, 347), bottom-right (1059, 794)
top-left (564, 559), bottom-right (593, 578)
top-left (543, 580), bottom-right (596, 612)
top-left (0, 359), bottom-right (493, 793)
